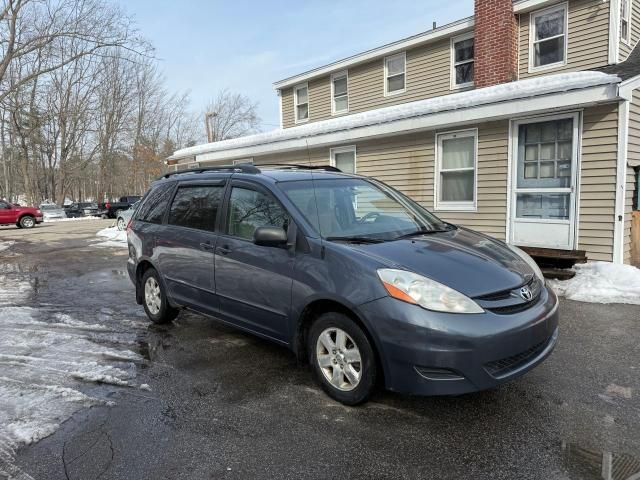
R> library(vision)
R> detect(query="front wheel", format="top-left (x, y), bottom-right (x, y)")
top-left (308, 312), bottom-right (377, 405)
top-left (116, 217), bottom-right (125, 230)
top-left (19, 216), bottom-right (35, 228)
top-left (141, 268), bottom-right (178, 324)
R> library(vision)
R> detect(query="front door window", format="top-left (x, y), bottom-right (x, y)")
top-left (516, 118), bottom-right (573, 220)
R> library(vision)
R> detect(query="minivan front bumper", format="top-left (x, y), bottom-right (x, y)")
top-left (357, 286), bottom-right (559, 396)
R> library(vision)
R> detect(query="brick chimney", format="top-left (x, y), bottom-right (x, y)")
top-left (474, 0), bottom-right (519, 88)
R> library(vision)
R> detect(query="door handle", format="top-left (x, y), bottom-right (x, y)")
top-left (200, 242), bottom-right (215, 251)
top-left (217, 245), bottom-right (232, 255)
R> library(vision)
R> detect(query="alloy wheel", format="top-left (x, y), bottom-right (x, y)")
top-left (315, 327), bottom-right (362, 391)
top-left (144, 277), bottom-right (161, 315)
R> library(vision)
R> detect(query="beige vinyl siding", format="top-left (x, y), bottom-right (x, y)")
top-left (578, 103), bottom-right (619, 261)
top-left (619, 0), bottom-right (640, 60)
top-left (629, 90), bottom-right (640, 166)
top-left (624, 166), bottom-right (636, 263)
top-left (518, 0), bottom-right (610, 79)
top-left (281, 88), bottom-right (294, 128)
top-left (281, 37), bottom-right (456, 128)
top-left (624, 90), bottom-right (640, 263)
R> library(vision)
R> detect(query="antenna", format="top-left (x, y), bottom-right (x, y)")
top-left (304, 138), bottom-right (312, 167)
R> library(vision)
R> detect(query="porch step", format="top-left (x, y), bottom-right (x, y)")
top-left (519, 247), bottom-right (586, 279)
top-left (540, 267), bottom-right (576, 280)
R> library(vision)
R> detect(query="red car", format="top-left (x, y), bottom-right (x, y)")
top-left (0, 200), bottom-right (43, 228)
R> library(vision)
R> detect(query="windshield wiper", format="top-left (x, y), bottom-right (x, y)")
top-left (393, 225), bottom-right (455, 240)
top-left (325, 236), bottom-right (385, 244)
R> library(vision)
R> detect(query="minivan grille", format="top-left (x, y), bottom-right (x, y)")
top-left (477, 277), bottom-right (542, 315)
top-left (484, 337), bottom-right (550, 378)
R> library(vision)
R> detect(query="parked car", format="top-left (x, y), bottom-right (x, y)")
top-left (39, 203), bottom-right (67, 221)
top-left (116, 201), bottom-right (139, 230)
top-left (127, 165), bottom-right (558, 405)
top-left (0, 200), bottom-right (43, 228)
top-left (64, 202), bottom-right (102, 218)
top-left (100, 196), bottom-right (141, 219)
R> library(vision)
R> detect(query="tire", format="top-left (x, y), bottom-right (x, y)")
top-left (308, 312), bottom-right (377, 405)
top-left (19, 215), bottom-right (36, 229)
top-left (116, 217), bottom-right (125, 230)
top-left (15, 223), bottom-right (22, 229)
top-left (141, 268), bottom-right (178, 324)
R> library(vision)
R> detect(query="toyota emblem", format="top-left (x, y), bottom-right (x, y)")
top-left (520, 286), bottom-right (533, 301)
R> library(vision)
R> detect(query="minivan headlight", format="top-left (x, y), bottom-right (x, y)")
top-left (377, 268), bottom-right (484, 314)
top-left (507, 244), bottom-right (544, 282)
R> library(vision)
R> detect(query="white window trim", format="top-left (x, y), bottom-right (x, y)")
top-left (450, 32), bottom-right (475, 90)
top-left (621, 0), bottom-right (633, 45)
top-left (528, 2), bottom-right (569, 74)
top-left (330, 145), bottom-right (357, 173)
top-left (434, 129), bottom-right (478, 212)
top-left (331, 70), bottom-right (349, 116)
top-left (383, 52), bottom-right (406, 97)
top-left (294, 82), bottom-right (309, 124)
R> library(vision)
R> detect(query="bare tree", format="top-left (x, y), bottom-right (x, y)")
top-left (0, 0), bottom-right (145, 104)
top-left (204, 89), bottom-right (260, 142)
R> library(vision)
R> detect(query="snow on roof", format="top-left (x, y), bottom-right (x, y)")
top-left (172, 71), bottom-right (620, 161)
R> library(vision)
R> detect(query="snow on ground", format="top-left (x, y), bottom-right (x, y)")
top-left (45, 216), bottom-right (98, 222)
top-left (548, 262), bottom-right (640, 305)
top-left (0, 241), bottom-right (14, 253)
top-left (0, 279), bottom-right (145, 479)
top-left (92, 226), bottom-right (127, 248)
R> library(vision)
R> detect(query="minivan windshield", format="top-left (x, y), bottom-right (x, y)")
top-left (279, 178), bottom-right (452, 242)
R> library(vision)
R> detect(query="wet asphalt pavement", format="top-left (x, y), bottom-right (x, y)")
top-left (1, 220), bottom-right (639, 479)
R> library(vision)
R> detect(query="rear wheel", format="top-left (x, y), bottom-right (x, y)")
top-left (141, 268), bottom-right (178, 324)
top-left (308, 312), bottom-right (377, 405)
top-left (19, 215), bottom-right (35, 228)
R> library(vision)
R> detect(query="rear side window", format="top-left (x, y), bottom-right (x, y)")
top-left (168, 185), bottom-right (224, 232)
top-left (135, 183), bottom-right (174, 224)
top-left (227, 187), bottom-right (289, 240)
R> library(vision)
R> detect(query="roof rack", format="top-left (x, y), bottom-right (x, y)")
top-left (159, 163), bottom-right (260, 180)
top-left (258, 164), bottom-right (342, 173)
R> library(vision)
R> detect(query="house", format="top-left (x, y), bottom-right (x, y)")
top-left (168, 0), bottom-right (640, 265)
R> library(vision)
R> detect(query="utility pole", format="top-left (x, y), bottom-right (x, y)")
top-left (205, 112), bottom-right (217, 143)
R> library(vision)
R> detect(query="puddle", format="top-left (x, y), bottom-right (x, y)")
top-left (562, 442), bottom-right (640, 479)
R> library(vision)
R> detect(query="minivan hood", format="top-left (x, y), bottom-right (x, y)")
top-left (346, 228), bottom-right (533, 298)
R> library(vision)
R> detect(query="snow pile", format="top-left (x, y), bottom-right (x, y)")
top-left (92, 226), bottom-right (127, 248)
top-left (0, 276), bottom-right (32, 305)
top-left (172, 71), bottom-right (620, 160)
top-left (46, 216), bottom-right (98, 222)
top-left (0, 278), bottom-right (145, 478)
top-left (548, 262), bottom-right (640, 305)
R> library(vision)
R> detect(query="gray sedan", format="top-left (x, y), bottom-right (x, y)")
top-left (40, 204), bottom-right (67, 221)
top-left (116, 201), bottom-right (139, 230)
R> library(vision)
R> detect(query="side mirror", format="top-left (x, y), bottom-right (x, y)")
top-left (254, 226), bottom-right (288, 247)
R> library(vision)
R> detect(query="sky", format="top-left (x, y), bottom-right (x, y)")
top-left (116, 0), bottom-right (474, 132)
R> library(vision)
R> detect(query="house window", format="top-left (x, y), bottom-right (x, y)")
top-left (330, 146), bottom-right (356, 173)
top-left (331, 70), bottom-right (349, 115)
top-left (384, 52), bottom-right (406, 96)
top-left (621, 0), bottom-right (632, 44)
top-left (529, 3), bottom-right (567, 71)
top-left (294, 83), bottom-right (309, 123)
top-left (451, 34), bottom-right (474, 89)
top-left (435, 130), bottom-right (477, 211)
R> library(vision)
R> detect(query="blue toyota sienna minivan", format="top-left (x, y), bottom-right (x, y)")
top-left (127, 164), bottom-right (558, 405)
